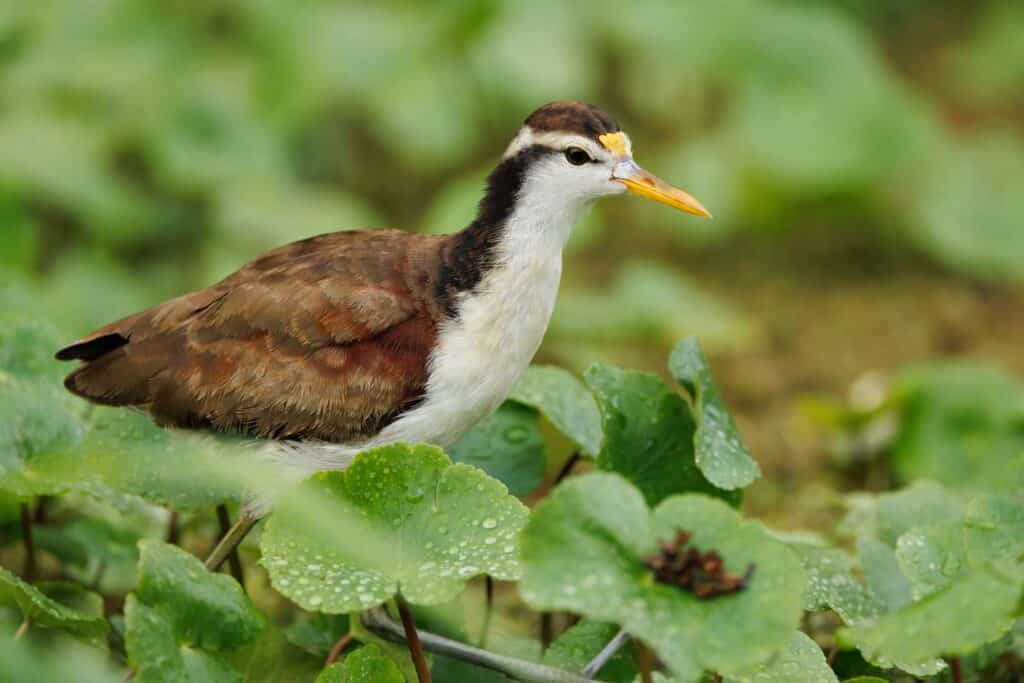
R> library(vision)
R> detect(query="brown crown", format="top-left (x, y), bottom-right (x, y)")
top-left (523, 100), bottom-right (621, 139)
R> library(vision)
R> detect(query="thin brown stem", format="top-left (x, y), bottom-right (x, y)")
top-left (397, 596), bottom-right (432, 683)
top-left (14, 618), bottom-right (30, 640)
top-left (478, 575), bottom-right (494, 648)
top-left (540, 612), bottom-right (553, 650)
top-left (19, 503), bottom-right (35, 582)
top-left (553, 452), bottom-right (581, 486)
top-left (165, 510), bottom-right (180, 546)
top-left (216, 505), bottom-right (245, 586)
top-left (827, 645), bottom-right (838, 667)
top-left (635, 641), bottom-right (654, 683)
top-left (324, 633), bottom-right (353, 667)
top-left (949, 656), bottom-right (962, 683)
top-left (33, 496), bottom-right (49, 524)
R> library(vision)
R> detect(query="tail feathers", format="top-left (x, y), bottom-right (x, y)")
top-left (55, 332), bottom-right (128, 362)
top-left (63, 346), bottom-right (157, 407)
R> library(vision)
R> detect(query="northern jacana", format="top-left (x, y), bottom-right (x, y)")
top-left (55, 101), bottom-right (711, 568)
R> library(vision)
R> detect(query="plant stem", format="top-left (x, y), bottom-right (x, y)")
top-left (635, 641), bottom-right (654, 683)
top-left (827, 645), bottom-right (838, 667)
top-left (205, 514), bottom-right (258, 572)
top-left (553, 452), bottom-right (581, 486)
top-left (363, 607), bottom-right (600, 683)
top-left (949, 656), bottom-right (962, 683)
top-left (33, 496), bottom-right (49, 524)
top-left (581, 628), bottom-right (629, 677)
top-left (324, 633), bottom-right (353, 667)
top-left (14, 618), bottom-right (30, 640)
top-left (216, 504), bottom-right (246, 586)
top-left (165, 510), bottom-right (180, 546)
top-left (397, 595), bottom-right (432, 683)
top-left (19, 503), bottom-right (35, 582)
top-left (541, 611), bottom-right (553, 650)
top-left (478, 575), bottom-right (494, 649)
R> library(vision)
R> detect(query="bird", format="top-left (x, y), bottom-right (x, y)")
top-left (55, 100), bottom-right (710, 569)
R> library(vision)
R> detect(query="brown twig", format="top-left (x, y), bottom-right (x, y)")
top-left (19, 503), bottom-right (35, 582)
top-left (33, 496), bottom-right (49, 524)
top-left (324, 633), bottom-right (353, 667)
top-left (553, 452), bottom-right (581, 486)
top-left (216, 505), bottom-right (245, 586)
top-left (478, 575), bottom-right (494, 648)
top-left (165, 510), bottom-right (180, 546)
top-left (397, 595), bottom-right (432, 683)
top-left (635, 641), bottom-right (654, 683)
top-left (827, 645), bottom-right (838, 667)
top-left (540, 611), bottom-right (553, 650)
top-left (949, 656), bottom-right (962, 683)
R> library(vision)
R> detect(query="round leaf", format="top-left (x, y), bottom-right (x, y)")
top-left (509, 365), bottom-right (602, 458)
top-left (316, 644), bottom-right (404, 683)
top-left (520, 473), bottom-right (804, 680)
top-left (724, 631), bottom-right (838, 683)
top-left (448, 402), bottom-right (546, 496)
top-left (842, 564), bottom-right (1023, 668)
top-left (584, 364), bottom-right (739, 507)
top-left (261, 443), bottom-right (528, 611)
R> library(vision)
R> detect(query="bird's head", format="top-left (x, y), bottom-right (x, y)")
top-left (499, 100), bottom-right (711, 219)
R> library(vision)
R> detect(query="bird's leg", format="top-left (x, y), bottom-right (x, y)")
top-left (205, 512), bottom-right (259, 573)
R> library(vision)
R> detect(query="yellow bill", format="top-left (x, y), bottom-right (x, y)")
top-left (600, 132), bottom-right (711, 218)
top-left (613, 161), bottom-right (712, 218)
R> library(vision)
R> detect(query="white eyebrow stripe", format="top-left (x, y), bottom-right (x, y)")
top-left (502, 127), bottom-right (610, 160)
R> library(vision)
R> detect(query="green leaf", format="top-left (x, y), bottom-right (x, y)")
top-left (0, 319), bottom-right (87, 498)
top-left (47, 407), bottom-right (246, 511)
top-left (124, 541), bottom-right (263, 682)
top-left (787, 544), bottom-right (881, 624)
top-left (261, 443), bottom-right (528, 611)
top-left (0, 566), bottom-right (108, 644)
top-left (724, 631), bottom-right (838, 683)
top-left (225, 625), bottom-right (323, 683)
top-left (842, 564), bottom-right (1023, 668)
top-left (520, 473), bottom-right (803, 680)
top-left (668, 337), bottom-right (760, 490)
top-left (856, 539), bottom-right (911, 612)
top-left (509, 365), bottom-right (603, 458)
top-left (35, 517), bottom-right (141, 592)
top-left (0, 633), bottom-right (120, 683)
top-left (125, 596), bottom-right (240, 683)
top-left (875, 481), bottom-right (963, 547)
top-left (584, 364), bottom-right (739, 507)
top-left (895, 521), bottom-right (967, 600)
top-left (283, 613), bottom-right (350, 659)
top-left (316, 644), bottom-right (404, 683)
top-left (965, 494), bottom-right (1024, 566)
top-left (543, 620), bottom-right (636, 682)
top-left (448, 402), bottom-right (546, 496)
top-left (134, 540), bottom-right (264, 651)
top-left (890, 362), bottom-right (1024, 494)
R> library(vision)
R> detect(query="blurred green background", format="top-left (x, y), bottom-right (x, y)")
top-left (3, 0), bottom-right (1024, 525)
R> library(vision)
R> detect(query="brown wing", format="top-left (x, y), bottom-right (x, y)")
top-left (57, 231), bottom-right (446, 442)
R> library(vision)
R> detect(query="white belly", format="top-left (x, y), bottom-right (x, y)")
top-left (374, 250), bottom-right (562, 448)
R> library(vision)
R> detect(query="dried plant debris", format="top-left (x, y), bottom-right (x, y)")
top-left (643, 529), bottom-right (755, 599)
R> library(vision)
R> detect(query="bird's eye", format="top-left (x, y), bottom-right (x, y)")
top-left (564, 146), bottom-right (592, 166)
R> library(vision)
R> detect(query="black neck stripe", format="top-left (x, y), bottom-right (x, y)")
top-left (435, 145), bottom-right (557, 316)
